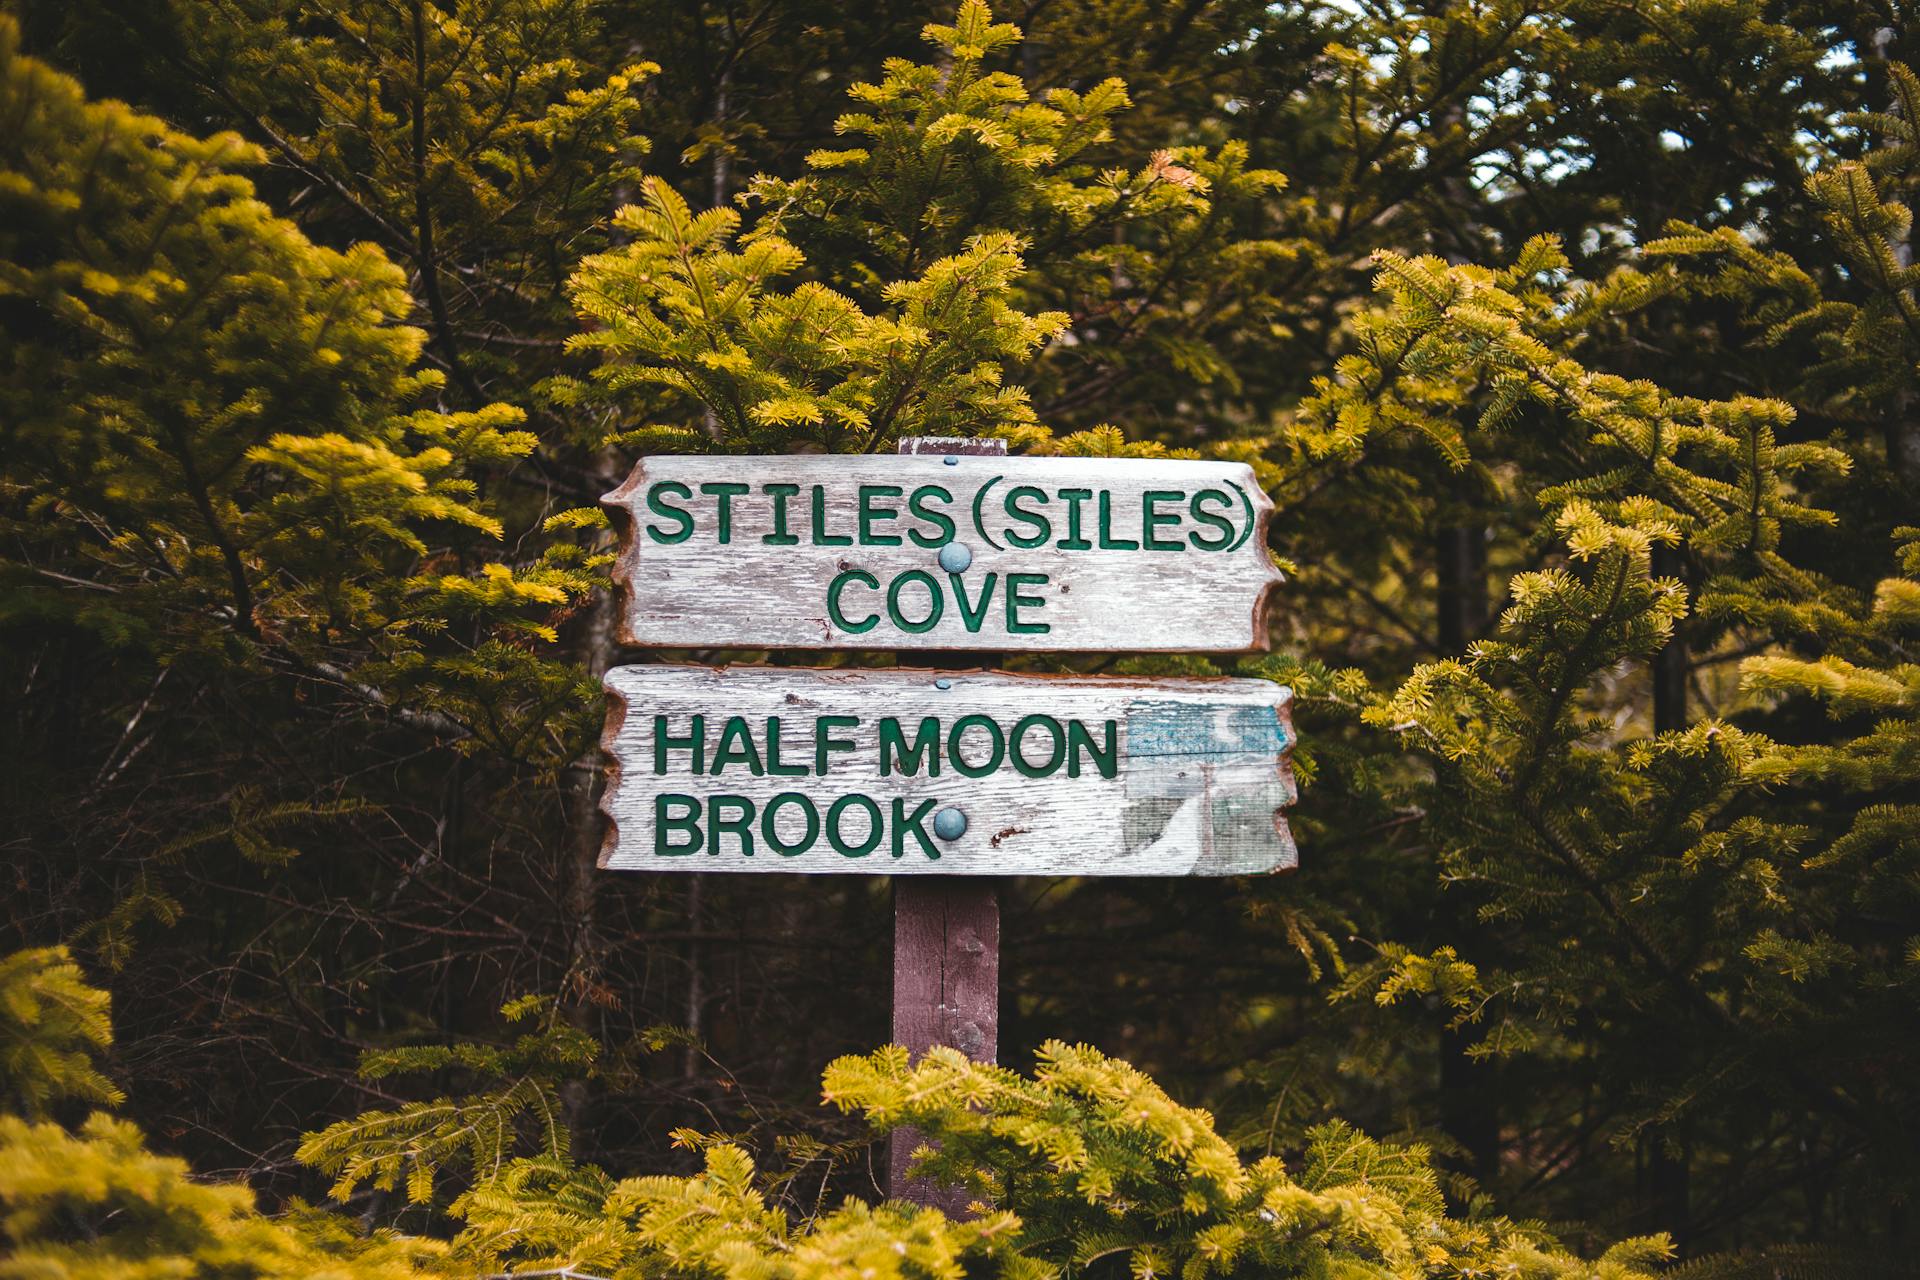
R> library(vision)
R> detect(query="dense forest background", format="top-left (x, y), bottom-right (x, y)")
top-left (2, 0), bottom-right (1916, 1273)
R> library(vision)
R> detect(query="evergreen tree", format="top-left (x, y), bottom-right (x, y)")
top-left (0, 943), bottom-right (1671, 1280)
top-left (1278, 234), bottom-right (1913, 1234)
top-left (0, 8), bottom-right (606, 1193)
top-left (2, 0), bottom-right (1916, 1259)
top-left (296, 1010), bottom-right (1675, 1280)
top-left (0, 947), bottom-right (447, 1278)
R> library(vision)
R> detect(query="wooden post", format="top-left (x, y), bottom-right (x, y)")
top-left (889, 878), bottom-right (999, 1210)
top-left (890, 436), bottom-right (1004, 1210)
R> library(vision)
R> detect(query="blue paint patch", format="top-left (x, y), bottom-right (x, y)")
top-left (1124, 698), bottom-right (1295, 805)
top-left (1125, 700), bottom-right (1289, 759)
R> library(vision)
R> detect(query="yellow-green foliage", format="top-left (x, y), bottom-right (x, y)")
top-left (5, 0), bottom-right (1916, 1257)
top-left (1300, 238), bottom-right (1849, 558)
top-left (297, 994), bottom-right (599, 1204)
top-left (0, 1115), bottom-right (445, 1280)
top-left (2, 947), bottom-right (1666, 1280)
top-left (168, 0), bottom-right (654, 398)
top-left (0, 949), bottom-right (121, 1119)
top-left (1257, 92), bottom-right (1920, 1194)
top-left (439, 1040), bottom-right (1670, 1280)
top-left (817, 1043), bottom-right (1670, 1280)
top-left (748, 0), bottom-right (1290, 402)
top-left (0, 947), bottom-right (444, 1279)
top-left (1635, 72), bottom-right (1920, 950)
top-left (1646, 61), bottom-right (1920, 425)
top-left (0, 15), bottom-right (596, 752)
top-left (565, 0), bottom-right (1286, 457)
top-left (454, 1145), bottom-right (1025, 1280)
top-left (568, 177), bottom-right (1065, 452)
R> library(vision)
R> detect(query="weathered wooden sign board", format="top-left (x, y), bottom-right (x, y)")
top-left (601, 452), bottom-right (1282, 652)
top-left (600, 665), bottom-right (1297, 877)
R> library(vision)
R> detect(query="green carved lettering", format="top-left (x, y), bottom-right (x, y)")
top-left (1189, 488), bottom-right (1235, 549)
top-left (828, 568), bottom-right (881, 633)
top-left (708, 795), bottom-right (755, 856)
top-left (1068, 718), bottom-right (1118, 779)
top-left (1006, 572), bottom-right (1050, 634)
top-left (1058, 488), bottom-right (1093, 550)
top-left (948, 713), bottom-right (1005, 778)
top-left (1142, 489), bottom-right (1185, 550)
top-left (655, 794), bottom-right (701, 855)
top-left (887, 569), bottom-right (944, 633)
top-left (699, 482), bottom-right (749, 544)
top-left (761, 793), bottom-right (819, 856)
top-left (892, 798), bottom-right (939, 859)
top-left (1003, 484), bottom-right (1052, 548)
top-left (645, 481), bottom-right (694, 544)
top-left (827, 793), bottom-right (883, 857)
top-left (1097, 490), bottom-right (1139, 549)
top-left (815, 714), bottom-right (859, 775)
top-left (765, 717), bottom-right (807, 776)
top-left (1011, 714), bottom-right (1066, 778)
top-left (764, 482), bottom-right (801, 545)
top-left (859, 485), bottom-right (904, 546)
top-left (710, 716), bottom-right (764, 775)
top-left (907, 485), bottom-right (956, 547)
top-left (949, 571), bottom-right (998, 633)
top-left (653, 714), bottom-right (705, 775)
top-left (880, 717), bottom-right (941, 777)
top-left (811, 484), bottom-right (852, 545)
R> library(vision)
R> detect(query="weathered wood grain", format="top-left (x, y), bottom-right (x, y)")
top-left (599, 665), bottom-right (1298, 876)
top-left (889, 877), bottom-right (998, 1210)
top-left (601, 453), bottom-right (1283, 652)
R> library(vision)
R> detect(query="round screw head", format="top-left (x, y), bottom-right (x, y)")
top-left (934, 678), bottom-right (952, 691)
top-left (933, 807), bottom-right (968, 840)
top-left (937, 541), bottom-right (973, 573)
top-left (943, 455), bottom-right (959, 466)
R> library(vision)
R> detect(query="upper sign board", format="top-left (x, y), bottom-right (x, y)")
top-left (600, 665), bottom-right (1298, 877)
top-left (603, 451), bottom-right (1281, 652)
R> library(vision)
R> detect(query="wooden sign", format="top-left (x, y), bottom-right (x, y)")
top-left (602, 451), bottom-right (1282, 652)
top-left (600, 665), bottom-right (1297, 876)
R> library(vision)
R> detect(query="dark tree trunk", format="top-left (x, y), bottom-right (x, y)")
top-left (1643, 541), bottom-right (1692, 1248)
top-left (559, 448), bottom-right (623, 1144)
top-left (1435, 519), bottom-right (1500, 1187)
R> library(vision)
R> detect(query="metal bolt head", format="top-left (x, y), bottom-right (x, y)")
top-left (937, 541), bottom-right (973, 573)
top-left (933, 807), bottom-right (968, 840)
top-left (934, 678), bottom-right (952, 691)
top-left (943, 455), bottom-right (959, 466)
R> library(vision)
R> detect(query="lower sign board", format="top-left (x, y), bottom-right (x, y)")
top-left (600, 665), bottom-right (1298, 876)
